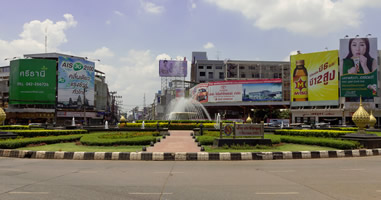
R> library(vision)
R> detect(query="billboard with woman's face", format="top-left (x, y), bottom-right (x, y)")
top-left (159, 60), bottom-right (187, 77)
top-left (340, 37), bottom-right (378, 97)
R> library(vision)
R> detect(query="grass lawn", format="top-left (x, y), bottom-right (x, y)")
top-left (17, 142), bottom-right (144, 152)
top-left (204, 143), bottom-right (338, 153)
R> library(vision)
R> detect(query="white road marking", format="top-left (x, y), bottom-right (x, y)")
top-left (256, 192), bottom-right (299, 195)
top-left (268, 170), bottom-right (295, 173)
top-left (9, 192), bottom-right (49, 194)
top-left (340, 169), bottom-right (365, 171)
top-left (129, 193), bottom-right (173, 195)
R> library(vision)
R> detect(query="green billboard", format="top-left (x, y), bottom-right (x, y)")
top-left (9, 59), bottom-right (57, 104)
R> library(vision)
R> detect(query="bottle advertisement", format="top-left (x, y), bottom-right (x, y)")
top-left (290, 50), bottom-right (339, 106)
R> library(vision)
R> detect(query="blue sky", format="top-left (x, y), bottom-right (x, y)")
top-left (1, 0), bottom-right (381, 111)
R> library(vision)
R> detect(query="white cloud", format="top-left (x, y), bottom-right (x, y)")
top-left (283, 50), bottom-right (299, 61)
top-left (106, 20), bottom-right (111, 25)
top-left (190, 0), bottom-right (197, 9)
top-left (81, 47), bottom-right (115, 61)
top-left (204, 0), bottom-right (381, 36)
top-left (141, 0), bottom-right (165, 14)
top-left (0, 14), bottom-right (77, 65)
top-left (114, 10), bottom-right (125, 16)
top-left (203, 42), bottom-right (215, 49)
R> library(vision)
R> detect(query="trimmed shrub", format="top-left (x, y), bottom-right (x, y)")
top-left (6, 129), bottom-right (88, 137)
top-left (275, 129), bottom-right (354, 138)
top-left (80, 131), bottom-right (159, 146)
top-left (0, 135), bottom-right (84, 149)
top-left (280, 135), bottom-right (360, 149)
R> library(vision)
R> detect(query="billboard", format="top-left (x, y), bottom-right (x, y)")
top-left (190, 79), bottom-right (282, 103)
top-left (57, 56), bottom-right (95, 108)
top-left (159, 60), bottom-right (187, 77)
top-left (190, 83), bottom-right (208, 103)
top-left (290, 50), bottom-right (339, 106)
top-left (340, 37), bottom-right (378, 97)
top-left (9, 59), bottom-right (56, 104)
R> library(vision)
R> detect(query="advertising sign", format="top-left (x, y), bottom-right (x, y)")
top-left (191, 79), bottom-right (282, 103)
top-left (290, 50), bottom-right (339, 106)
top-left (159, 60), bottom-right (187, 77)
top-left (208, 84), bottom-right (242, 102)
top-left (340, 37), bottom-right (378, 97)
top-left (190, 83), bottom-right (208, 103)
top-left (175, 88), bottom-right (185, 98)
top-left (57, 56), bottom-right (95, 108)
top-left (9, 59), bottom-right (56, 104)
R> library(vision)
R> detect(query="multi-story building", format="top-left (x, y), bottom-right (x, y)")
top-left (1, 53), bottom-right (114, 126)
top-left (190, 52), bottom-right (290, 120)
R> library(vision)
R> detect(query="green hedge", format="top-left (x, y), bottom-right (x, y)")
top-left (275, 129), bottom-right (354, 138)
top-left (6, 129), bottom-right (88, 137)
top-left (0, 125), bottom-right (30, 130)
top-left (118, 122), bottom-right (218, 130)
top-left (280, 136), bottom-right (360, 149)
top-left (197, 134), bottom-right (281, 145)
top-left (0, 135), bottom-right (84, 149)
top-left (80, 131), bottom-right (159, 146)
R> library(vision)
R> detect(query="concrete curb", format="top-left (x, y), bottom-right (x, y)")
top-left (1, 149), bottom-right (381, 161)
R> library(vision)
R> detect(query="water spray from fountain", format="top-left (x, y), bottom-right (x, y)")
top-left (141, 121), bottom-right (145, 129)
top-left (72, 117), bottom-right (75, 126)
top-left (166, 97), bottom-right (211, 120)
top-left (214, 113), bottom-right (221, 129)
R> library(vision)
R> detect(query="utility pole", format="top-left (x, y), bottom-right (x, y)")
top-left (83, 86), bottom-right (87, 126)
top-left (110, 91), bottom-right (117, 124)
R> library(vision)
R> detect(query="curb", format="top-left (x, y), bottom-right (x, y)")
top-left (1, 149), bottom-right (381, 161)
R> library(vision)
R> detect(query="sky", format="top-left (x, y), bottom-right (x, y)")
top-left (1, 0), bottom-right (381, 112)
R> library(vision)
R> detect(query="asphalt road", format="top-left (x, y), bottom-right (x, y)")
top-left (1, 156), bottom-right (381, 200)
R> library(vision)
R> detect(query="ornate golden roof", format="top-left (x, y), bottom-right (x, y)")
top-left (369, 110), bottom-right (377, 128)
top-left (246, 116), bottom-right (252, 123)
top-left (352, 97), bottom-right (369, 132)
top-left (120, 115), bottom-right (126, 122)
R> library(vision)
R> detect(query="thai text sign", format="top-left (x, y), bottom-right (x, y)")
top-left (9, 59), bottom-right (56, 104)
top-left (58, 56), bottom-right (95, 107)
top-left (290, 50), bottom-right (339, 106)
top-left (235, 124), bottom-right (264, 136)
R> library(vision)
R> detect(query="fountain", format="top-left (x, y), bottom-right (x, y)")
top-left (105, 121), bottom-right (109, 129)
top-left (141, 121), bottom-right (145, 129)
top-left (166, 97), bottom-right (211, 120)
top-left (214, 113), bottom-right (221, 129)
top-left (72, 117), bottom-right (75, 126)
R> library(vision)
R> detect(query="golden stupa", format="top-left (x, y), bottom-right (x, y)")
top-left (120, 115), bottom-right (126, 122)
top-left (352, 97), bottom-right (369, 134)
top-left (246, 115), bottom-right (252, 123)
top-left (0, 108), bottom-right (5, 124)
top-left (369, 110), bottom-right (377, 129)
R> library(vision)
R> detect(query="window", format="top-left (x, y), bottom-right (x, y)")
top-left (219, 72), bottom-right (224, 79)
top-left (240, 73), bottom-right (246, 78)
top-left (208, 72), bottom-right (213, 79)
top-left (200, 72), bottom-right (205, 76)
top-left (207, 66), bottom-right (212, 69)
top-left (216, 66), bottom-right (223, 69)
top-left (239, 66), bottom-right (245, 70)
top-left (198, 66), bottom-right (204, 69)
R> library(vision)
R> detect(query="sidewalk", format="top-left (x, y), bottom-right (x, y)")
top-left (147, 130), bottom-right (201, 152)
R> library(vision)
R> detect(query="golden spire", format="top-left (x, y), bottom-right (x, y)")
top-left (352, 96), bottom-right (369, 133)
top-left (369, 110), bottom-right (377, 129)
